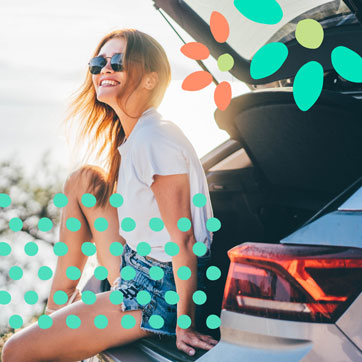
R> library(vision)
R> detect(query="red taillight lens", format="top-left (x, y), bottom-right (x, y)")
top-left (222, 243), bottom-right (362, 323)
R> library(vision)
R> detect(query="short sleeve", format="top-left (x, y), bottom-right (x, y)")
top-left (132, 136), bottom-right (189, 187)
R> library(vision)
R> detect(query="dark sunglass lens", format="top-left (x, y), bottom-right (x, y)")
top-left (89, 56), bottom-right (107, 74)
top-left (111, 53), bottom-right (123, 72)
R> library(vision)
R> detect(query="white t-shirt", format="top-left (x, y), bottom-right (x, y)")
top-left (116, 107), bottom-right (214, 262)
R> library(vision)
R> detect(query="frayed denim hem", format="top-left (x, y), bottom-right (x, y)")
top-left (139, 326), bottom-right (176, 340)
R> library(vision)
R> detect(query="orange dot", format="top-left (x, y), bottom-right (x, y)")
top-left (210, 11), bottom-right (230, 43)
top-left (214, 82), bottom-right (232, 111)
top-left (182, 71), bottom-right (213, 91)
top-left (181, 42), bottom-right (210, 60)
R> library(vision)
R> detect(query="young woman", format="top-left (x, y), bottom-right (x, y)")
top-left (2, 29), bottom-right (219, 361)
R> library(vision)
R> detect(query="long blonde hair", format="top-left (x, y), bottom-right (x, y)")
top-left (62, 29), bottom-right (171, 208)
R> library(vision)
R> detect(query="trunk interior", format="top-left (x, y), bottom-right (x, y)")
top-left (97, 89), bottom-right (362, 362)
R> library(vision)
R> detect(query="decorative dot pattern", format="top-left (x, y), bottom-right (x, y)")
top-left (110, 242), bottom-right (123, 256)
top-left (38, 217), bottom-right (53, 232)
top-left (24, 242), bottom-right (38, 256)
top-left (94, 217), bottom-right (108, 232)
top-left (164, 242), bottom-right (179, 256)
top-left (82, 241), bottom-right (96, 256)
top-left (2, 191), bottom-right (224, 333)
top-left (53, 193), bottom-right (68, 208)
top-left (9, 266), bottom-right (23, 280)
top-left (149, 217), bottom-right (164, 231)
top-left (81, 193), bottom-right (97, 208)
top-left (109, 193), bottom-right (123, 207)
top-left (54, 242), bottom-right (68, 256)
top-left (66, 217), bottom-right (81, 232)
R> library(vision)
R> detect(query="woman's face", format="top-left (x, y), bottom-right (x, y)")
top-left (92, 37), bottom-right (127, 106)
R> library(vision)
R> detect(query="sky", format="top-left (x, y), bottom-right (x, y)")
top-left (0, 0), bottom-right (248, 180)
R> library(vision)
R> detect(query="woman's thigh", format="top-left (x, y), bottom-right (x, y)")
top-left (3, 291), bottom-right (153, 362)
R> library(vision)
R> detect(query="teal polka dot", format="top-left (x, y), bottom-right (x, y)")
top-left (66, 217), bottom-right (81, 232)
top-left (66, 315), bottom-right (81, 329)
top-left (193, 193), bottom-right (206, 207)
top-left (54, 242), bottom-right (68, 256)
top-left (109, 290), bottom-right (123, 305)
top-left (193, 290), bottom-right (207, 305)
top-left (9, 217), bottom-right (23, 232)
top-left (177, 266), bottom-right (191, 280)
top-left (0, 242), bottom-right (11, 256)
top-left (109, 193), bottom-right (123, 207)
top-left (149, 315), bottom-right (164, 329)
top-left (81, 242), bottom-right (96, 256)
top-left (0, 291), bottom-right (11, 304)
top-left (24, 291), bottom-right (38, 305)
top-left (24, 242), bottom-right (38, 256)
top-left (149, 266), bottom-right (164, 281)
top-left (81, 193), bottom-right (96, 207)
top-left (54, 290), bottom-right (69, 305)
top-left (136, 290), bottom-right (151, 305)
top-left (177, 314), bottom-right (191, 329)
top-left (0, 193), bottom-right (11, 207)
top-left (121, 314), bottom-right (136, 329)
top-left (38, 266), bottom-right (53, 280)
top-left (149, 218), bottom-right (164, 231)
top-left (38, 217), bottom-right (53, 232)
top-left (121, 266), bottom-right (136, 281)
top-left (164, 242), bottom-right (179, 256)
top-left (9, 266), bottom-right (23, 280)
top-left (9, 314), bottom-right (23, 329)
top-left (164, 291), bottom-right (179, 305)
top-left (192, 242), bottom-right (207, 256)
top-left (110, 242), bottom-right (123, 256)
top-left (121, 217), bottom-right (136, 231)
top-left (206, 266), bottom-right (221, 281)
top-left (38, 315), bottom-right (53, 329)
top-left (82, 290), bottom-right (96, 305)
top-left (94, 314), bottom-right (108, 329)
top-left (94, 266), bottom-right (108, 281)
top-left (94, 217), bottom-right (108, 232)
top-left (53, 193), bottom-right (68, 208)
top-left (206, 217), bottom-right (221, 232)
top-left (66, 266), bottom-right (81, 280)
top-left (177, 217), bottom-right (191, 232)
top-left (137, 242), bottom-right (151, 256)
top-left (206, 314), bottom-right (221, 329)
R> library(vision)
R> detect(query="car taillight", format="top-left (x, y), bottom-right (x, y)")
top-left (222, 243), bottom-right (362, 323)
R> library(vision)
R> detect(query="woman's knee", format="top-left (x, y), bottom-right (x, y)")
top-left (64, 165), bottom-right (107, 196)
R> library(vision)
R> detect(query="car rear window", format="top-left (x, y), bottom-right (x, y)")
top-left (183, 0), bottom-right (354, 60)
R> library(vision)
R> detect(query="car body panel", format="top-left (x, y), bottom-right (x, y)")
top-left (336, 292), bottom-right (362, 351)
top-left (196, 310), bottom-right (362, 361)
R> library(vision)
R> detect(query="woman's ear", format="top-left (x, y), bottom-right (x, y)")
top-left (144, 72), bottom-right (159, 90)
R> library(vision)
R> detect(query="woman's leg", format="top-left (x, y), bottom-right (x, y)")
top-left (46, 165), bottom-right (125, 311)
top-left (2, 291), bottom-right (154, 362)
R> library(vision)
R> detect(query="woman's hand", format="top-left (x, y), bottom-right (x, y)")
top-left (176, 326), bottom-right (219, 356)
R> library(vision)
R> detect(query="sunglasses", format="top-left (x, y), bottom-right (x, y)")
top-left (88, 53), bottom-right (124, 74)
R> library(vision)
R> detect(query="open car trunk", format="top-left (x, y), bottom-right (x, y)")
top-left (94, 89), bottom-right (362, 362)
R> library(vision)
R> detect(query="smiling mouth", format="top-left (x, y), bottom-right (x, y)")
top-left (100, 80), bottom-right (120, 87)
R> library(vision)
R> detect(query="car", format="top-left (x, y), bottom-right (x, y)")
top-left (82, 1), bottom-right (362, 361)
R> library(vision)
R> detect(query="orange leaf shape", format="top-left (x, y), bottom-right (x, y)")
top-left (181, 42), bottom-right (210, 60)
top-left (182, 71), bottom-right (213, 91)
top-left (214, 82), bottom-right (232, 110)
top-left (210, 11), bottom-right (230, 43)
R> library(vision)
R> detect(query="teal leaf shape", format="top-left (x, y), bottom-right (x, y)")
top-left (234, 0), bottom-right (283, 25)
top-left (293, 61), bottom-right (324, 112)
top-left (250, 42), bottom-right (288, 79)
top-left (331, 46), bottom-right (362, 83)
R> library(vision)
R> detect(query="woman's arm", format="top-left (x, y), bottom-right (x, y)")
top-left (150, 173), bottom-right (218, 356)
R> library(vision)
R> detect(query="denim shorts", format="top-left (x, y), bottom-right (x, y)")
top-left (110, 243), bottom-right (211, 337)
